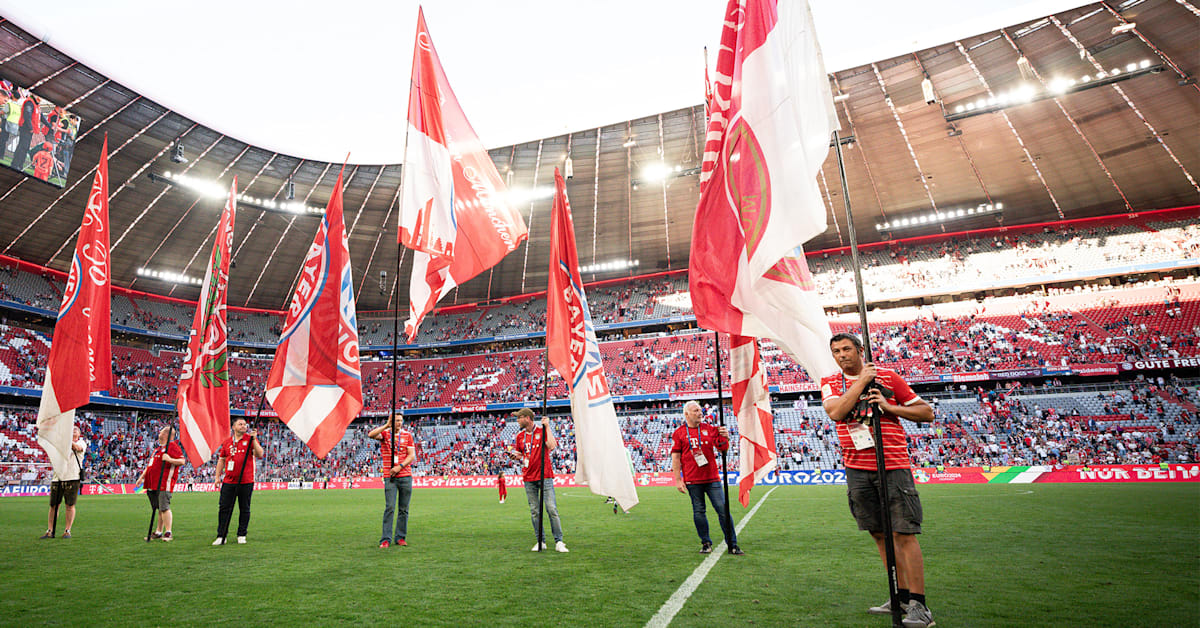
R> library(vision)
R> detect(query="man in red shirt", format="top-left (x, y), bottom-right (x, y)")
top-left (821, 333), bottom-right (935, 628)
top-left (506, 408), bottom-right (567, 552)
top-left (670, 400), bottom-right (742, 555)
top-left (135, 425), bottom-right (185, 541)
top-left (368, 414), bottom-right (416, 548)
top-left (211, 418), bottom-right (264, 546)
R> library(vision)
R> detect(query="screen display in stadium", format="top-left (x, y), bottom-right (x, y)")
top-left (0, 75), bottom-right (80, 188)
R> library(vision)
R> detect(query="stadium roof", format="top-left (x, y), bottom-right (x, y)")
top-left (0, 0), bottom-right (1196, 315)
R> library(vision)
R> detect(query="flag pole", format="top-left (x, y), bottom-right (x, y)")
top-left (833, 129), bottom-right (902, 628)
top-left (392, 66), bottom-right (416, 491)
top-left (537, 349), bottom-right (549, 551)
top-left (712, 331), bottom-right (733, 543)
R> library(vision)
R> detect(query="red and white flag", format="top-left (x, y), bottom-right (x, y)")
top-left (401, 8), bottom-right (527, 341)
top-left (176, 179), bottom-right (236, 467)
top-left (36, 135), bottom-right (112, 478)
top-left (266, 169), bottom-right (363, 459)
top-left (690, 0), bottom-right (839, 380)
top-left (546, 169), bottom-right (638, 512)
top-left (731, 335), bottom-right (775, 506)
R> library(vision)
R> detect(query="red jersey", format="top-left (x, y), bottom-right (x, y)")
top-left (820, 367), bottom-right (921, 471)
top-left (670, 422), bottom-right (728, 485)
top-left (515, 427), bottom-right (554, 482)
top-left (218, 434), bottom-right (257, 484)
top-left (379, 429), bottom-right (415, 477)
top-left (143, 441), bottom-right (184, 491)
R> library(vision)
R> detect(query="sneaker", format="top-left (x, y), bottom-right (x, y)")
top-left (396, 539), bottom-right (408, 547)
top-left (869, 599), bottom-right (910, 616)
top-left (699, 542), bottom-right (713, 554)
top-left (728, 545), bottom-right (745, 555)
top-left (379, 540), bottom-right (390, 548)
top-left (62, 530), bottom-right (71, 539)
top-left (212, 537), bottom-right (226, 546)
top-left (555, 541), bottom-right (569, 553)
top-left (162, 532), bottom-right (173, 542)
top-left (150, 532), bottom-right (163, 540)
top-left (531, 541), bottom-right (547, 551)
top-left (236, 536), bottom-right (247, 544)
top-left (499, 498), bottom-right (505, 504)
top-left (902, 601), bottom-right (935, 628)
top-left (39, 531), bottom-right (53, 540)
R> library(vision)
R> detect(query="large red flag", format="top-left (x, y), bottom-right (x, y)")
top-left (177, 179), bottom-right (236, 467)
top-left (690, 0), bottom-right (839, 380)
top-left (36, 135), bottom-right (112, 479)
top-left (731, 334), bottom-right (776, 506)
top-left (266, 169), bottom-right (363, 459)
top-left (546, 168), bottom-right (638, 512)
top-left (401, 8), bottom-right (527, 341)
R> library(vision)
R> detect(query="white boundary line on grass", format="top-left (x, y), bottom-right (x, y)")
top-left (645, 486), bottom-right (779, 628)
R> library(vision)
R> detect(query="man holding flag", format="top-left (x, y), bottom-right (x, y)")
top-left (38, 426), bottom-right (87, 539)
top-left (36, 135), bottom-right (111, 539)
top-left (367, 413), bottom-right (416, 548)
top-left (544, 167), bottom-right (639, 514)
top-left (670, 401), bottom-right (741, 555)
top-left (506, 408), bottom-right (567, 553)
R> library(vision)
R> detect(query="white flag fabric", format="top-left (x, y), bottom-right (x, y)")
top-left (690, 0), bottom-right (839, 380)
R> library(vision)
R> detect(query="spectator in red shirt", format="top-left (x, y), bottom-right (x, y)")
top-left (496, 468), bottom-right (507, 504)
top-left (368, 414), bottom-right (416, 548)
top-left (211, 419), bottom-right (263, 546)
top-left (135, 424), bottom-right (185, 541)
top-left (821, 333), bottom-right (935, 628)
top-left (670, 400), bottom-right (742, 555)
top-left (506, 408), bottom-right (567, 552)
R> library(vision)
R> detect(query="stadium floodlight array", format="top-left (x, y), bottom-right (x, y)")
top-left (579, 259), bottom-right (639, 274)
top-left (136, 267), bottom-right (203, 286)
top-left (947, 59), bottom-right (1159, 121)
top-left (150, 171), bottom-right (325, 216)
top-left (877, 202), bottom-right (1003, 231)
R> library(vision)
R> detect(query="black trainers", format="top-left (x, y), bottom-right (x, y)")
top-left (699, 542), bottom-right (713, 554)
top-left (728, 545), bottom-right (745, 555)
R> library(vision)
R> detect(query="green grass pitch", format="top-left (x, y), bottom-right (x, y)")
top-left (0, 483), bottom-right (1195, 627)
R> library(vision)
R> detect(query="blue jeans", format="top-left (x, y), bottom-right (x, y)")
top-left (381, 476), bottom-right (413, 543)
top-left (686, 481), bottom-right (736, 547)
top-left (524, 479), bottom-right (563, 543)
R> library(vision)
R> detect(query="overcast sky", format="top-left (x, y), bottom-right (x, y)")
top-left (0, 0), bottom-right (1085, 163)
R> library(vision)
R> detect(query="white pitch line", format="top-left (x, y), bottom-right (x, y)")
top-left (645, 486), bottom-right (779, 628)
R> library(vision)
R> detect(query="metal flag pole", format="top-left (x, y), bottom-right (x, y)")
top-left (833, 129), bottom-right (902, 628)
top-left (537, 350), bottom-right (550, 551)
top-left (712, 331), bottom-right (733, 547)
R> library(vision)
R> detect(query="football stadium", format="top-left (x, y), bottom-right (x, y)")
top-left (0, 1), bottom-right (1197, 626)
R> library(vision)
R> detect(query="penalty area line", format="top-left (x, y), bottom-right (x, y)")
top-left (644, 486), bottom-right (778, 628)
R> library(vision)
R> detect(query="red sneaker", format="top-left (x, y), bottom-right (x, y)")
top-left (379, 540), bottom-right (390, 548)
top-left (396, 539), bottom-right (408, 547)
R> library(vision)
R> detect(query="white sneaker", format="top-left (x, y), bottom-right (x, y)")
top-left (499, 498), bottom-right (505, 504)
top-left (530, 541), bottom-right (546, 551)
top-left (212, 537), bottom-right (225, 546)
top-left (237, 536), bottom-right (247, 544)
top-left (555, 541), bottom-right (569, 553)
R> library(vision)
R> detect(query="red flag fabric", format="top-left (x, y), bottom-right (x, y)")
top-left (546, 168), bottom-right (638, 512)
top-left (401, 8), bottom-right (527, 341)
top-left (36, 135), bottom-right (112, 478)
top-left (690, 0), bottom-right (839, 381)
top-left (177, 179), bottom-right (236, 467)
top-left (731, 334), bottom-right (776, 506)
top-left (266, 169), bottom-right (363, 459)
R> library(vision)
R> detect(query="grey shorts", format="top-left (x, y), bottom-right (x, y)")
top-left (146, 489), bottom-right (171, 511)
top-left (846, 468), bottom-right (923, 534)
